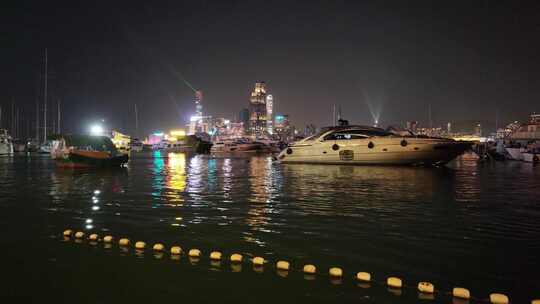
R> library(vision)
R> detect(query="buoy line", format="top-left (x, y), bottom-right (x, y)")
top-left (62, 229), bottom-right (528, 304)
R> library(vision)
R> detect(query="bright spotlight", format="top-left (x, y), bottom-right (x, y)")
top-left (90, 124), bottom-right (104, 136)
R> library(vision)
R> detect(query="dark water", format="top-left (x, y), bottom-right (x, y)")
top-left (1, 152), bottom-right (539, 303)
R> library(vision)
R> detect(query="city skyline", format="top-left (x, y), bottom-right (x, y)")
top-left (2, 1), bottom-right (539, 137)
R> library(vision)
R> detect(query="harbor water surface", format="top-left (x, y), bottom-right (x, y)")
top-left (1, 152), bottom-right (539, 303)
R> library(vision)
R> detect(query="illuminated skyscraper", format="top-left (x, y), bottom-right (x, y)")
top-left (266, 94), bottom-right (273, 134)
top-left (195, 90), bottom-right (203, 119)
top-left (249, 82), bottom-right (267, 137)
top-left (189, 90), bottom-right (206, 135)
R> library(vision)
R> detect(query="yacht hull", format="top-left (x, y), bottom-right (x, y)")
top-left (278, 138), bottom-right (471, 166)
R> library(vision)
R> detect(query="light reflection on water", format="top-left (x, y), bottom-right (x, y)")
top-left (1, 152), bottom-right (539, 302)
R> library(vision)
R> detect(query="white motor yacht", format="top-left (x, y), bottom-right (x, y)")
top-left (163, 140), bottom-right (196, 153)
top-left (0, 129), bottom-right (14, 155)
top-left (277, 125), bottom-right (472, 165)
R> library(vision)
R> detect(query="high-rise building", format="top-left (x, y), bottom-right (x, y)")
top-left (239, 108), bottom-right (249, 131)
top-left (274, 114), bottom-right (292, 141)
top-left (249, 82), bottom-right (267, 137)
top-left (189, 90), bottom-right (209, 135)
top-left (266, 94), bottom-right (273, 134)
top-left (474, 123), bottom-right (482, 137)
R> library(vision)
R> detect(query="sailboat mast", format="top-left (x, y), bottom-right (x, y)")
top-left (11, 97), bottom-right (15, 135)
top-left (43, 48), bottom-right (48, 142)
top-left (134, 103), bottom-right (139, 138)
top-left (332, 104), bottom-right (336, 126)
top-left (57, 99), bottom-right (61, 134)
top-left (35, 96), bottom-right (39, 140)
top-left (428, 103), bottom-right (433, 129)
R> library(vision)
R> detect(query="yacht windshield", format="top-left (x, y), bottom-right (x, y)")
top-left (323, 128), bottom-right (391, 140)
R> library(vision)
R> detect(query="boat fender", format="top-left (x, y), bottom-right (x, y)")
top-left (119, 238), bottom-right (130, 246)
top-left (329, 267), bottom-right (343, 277)
top-left (418, 282), bottom-right (435, 293)
top-left (489, 293), bottom-right (509, 304)
top-left (303, 264), bottom-right (316, 274)
top-left (210, 251), bottom-right (222, 260)
top-left (230, 253), bottom-right (243, 263)
top-left (170, 246), bottom-right (182, 255)
top-left (276, 260), bottom-right (290, 271)
top-left (188, 249), bottom-right (201, 257)
top-left (253, 257), bottom-right (265, 266)
top-left (452, 287), bottom-right (470, 299)
top-left (153, 243), bottom-right (165, 251)
top-left (356, 272), bottom-right (371, 282)
top-left (387, 277), bottom-right (402, 288)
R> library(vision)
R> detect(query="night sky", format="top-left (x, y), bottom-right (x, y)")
top-left (2, 1), bottom-right (540, 137)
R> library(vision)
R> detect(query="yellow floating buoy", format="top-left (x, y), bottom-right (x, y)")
top-left (276, 260), bottom-right (290, 271)
top-left (418, 282), bottom-right (435, 293)
top-left (452, 287), bottom-right (471, 299)
top-left (74, 231), bottom-right (85, 239)
top-left (253, 257), bottom-right (265, 266)
top-left (103, 235), bottom-right (113, 243)
top-left (230, 253), bottom-right (243, 263)
top-left (63, 229), bottom-right (73, 237)
top-left (329, 267), bottom-right (343, 277)
top-left (170, 246), bottom-right (182, 255)
top-left (356, 272), bottom-right (371, 282)
top-left (153, 243), bottom-right (165, 251)
top-left (210, 251), bottom-right (222, 260)
top-left (188, 249), bottom-right (201, 257)
top-left (387, 277), bottom-right (402, 288)
top-left (135, 241), bottom-right (146, 249)
top-left (303, 264), bottom-right (316, 274)
top-left (490, 293), bottom-right (509, 304)
top-left (119, 238), bottom-right (130, 246)
top-left (88, 234), bottom-right (99, 241)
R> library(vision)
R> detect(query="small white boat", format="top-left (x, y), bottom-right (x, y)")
top-left (163, 140), bottom-right (196, 153)
top-left (505, 147), bottom-right (525, 161)
top-left (277, 125), bottom-right (472, 166)
top-left (0, 129), bottom-right (14, 155)
top-left (38, 140), bottom-right (53, 154)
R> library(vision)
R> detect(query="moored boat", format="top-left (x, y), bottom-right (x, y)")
top-left (0, 129), bottom-right (14, 155)
top-left (211, 139), bottom-right (265, 153)
top-left (277, 125), bottom-right (472, 166)
top-left (51, 135), bottom-right (128, 168)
